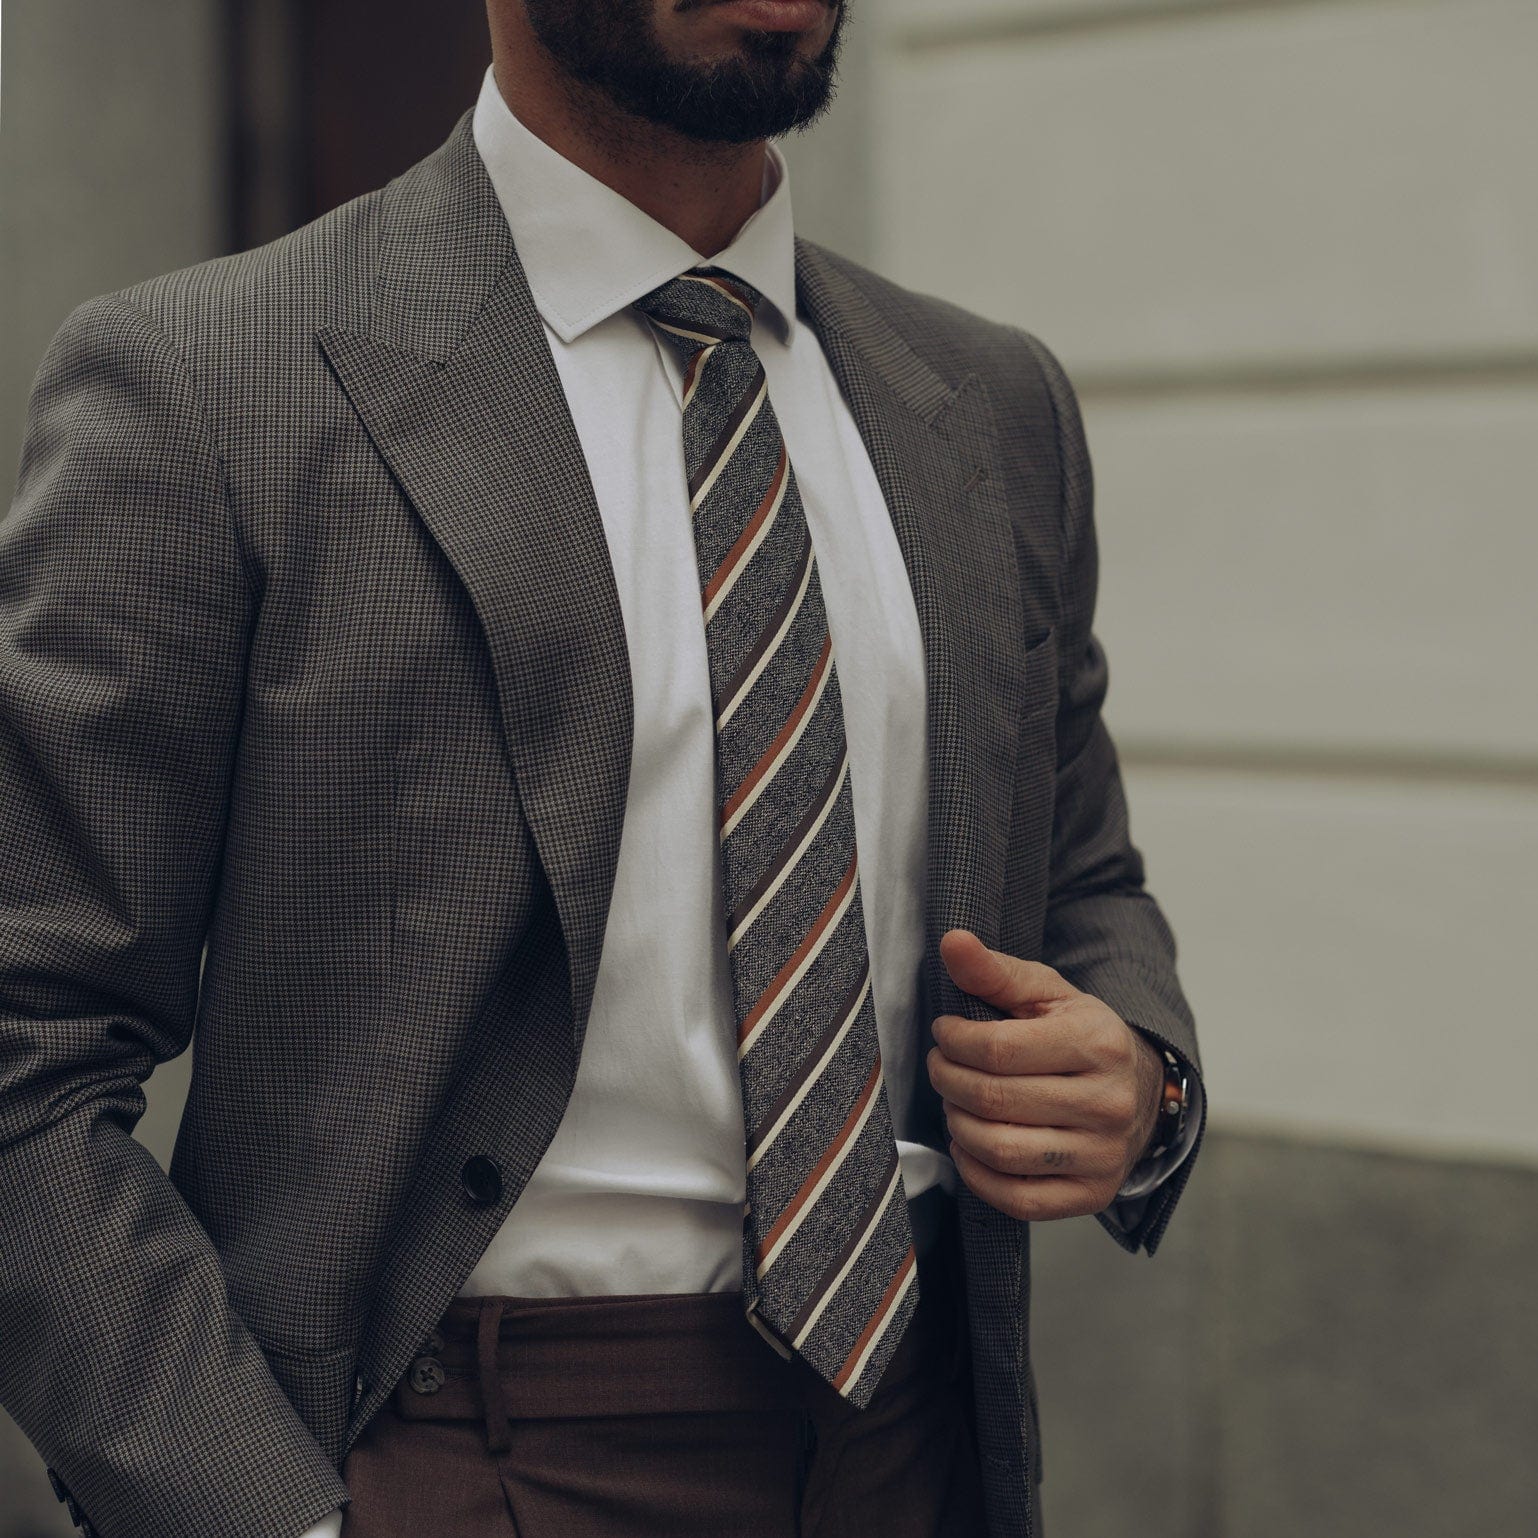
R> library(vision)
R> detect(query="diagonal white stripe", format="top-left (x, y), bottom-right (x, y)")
top-left (720, 623), bottom-right (832, 842)
top-left (682, 348), bottom-right (711, 410)
top-left (653, 318), bottom-right (721, 348)
top-left (716, 540), bottom-right (813, 734)
top-left (738, 867), bottom-right (861, 1062)
top-left (681, 272), bottom-right (756, 318)
top-left (837, 1257), bottom-right (918, 1400)
top-left (727, 752), bottom-right (848, 952)
top-left (703, 459), bottom-right (791, 625)
top-left (747, 967), bottom-right (871, 1175)
top-left (791, 1161), bottom-right (902, 1347)
top-left (692, 379), bottom-right (768, 513)
top-left (756, 1071), bottom-right (882, 1277)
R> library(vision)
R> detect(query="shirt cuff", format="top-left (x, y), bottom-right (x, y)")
top-left (1115, 1063), bottom-right (1204, 1201)
top-left (297, 1509), bottom-right (345, 1538)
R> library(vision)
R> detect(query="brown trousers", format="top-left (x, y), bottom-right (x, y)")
top-left (341, 1215), bottom-right (986, 1537)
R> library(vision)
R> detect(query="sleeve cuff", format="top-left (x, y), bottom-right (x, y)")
top-left (1115, 1064), bottom-right (1205, 1201)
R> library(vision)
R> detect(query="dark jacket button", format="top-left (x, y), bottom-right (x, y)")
top-left (408, 1356), bottom-right (446, 1395)
top-left (460, 1155), bottom-right (502, 1205)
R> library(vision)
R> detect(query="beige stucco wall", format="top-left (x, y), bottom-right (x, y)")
top-left (855, 0), bottom-right (1538, 1164)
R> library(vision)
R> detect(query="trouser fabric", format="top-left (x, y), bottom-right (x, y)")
top-left (340, 1202), bottom-right (986, 1537)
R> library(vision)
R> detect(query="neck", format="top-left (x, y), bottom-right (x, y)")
top-left (490, 38), bottom-right (766, 258)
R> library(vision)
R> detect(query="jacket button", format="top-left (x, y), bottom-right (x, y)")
top-left (408, 1356), bottom-right (446, 1395)
top-left (460, 1155), bottom-right (502, 1205)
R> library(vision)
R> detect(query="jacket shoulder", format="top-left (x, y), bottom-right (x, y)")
top-left (799, 240), bottom-right (1065, 403)
top-left (82, 183), bottom-right (387, 369)
top-left (800, 240), bottom-right (1076, 471)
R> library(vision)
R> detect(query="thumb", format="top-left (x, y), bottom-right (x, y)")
top-left (938, 928), bottom-right (1076, 1016)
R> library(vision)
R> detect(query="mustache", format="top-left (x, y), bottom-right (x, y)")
top-left (675, 1), bottom-right (837, 9)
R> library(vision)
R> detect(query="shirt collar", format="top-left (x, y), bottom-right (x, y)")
top-left (471, 65), bottom-right (798, 349)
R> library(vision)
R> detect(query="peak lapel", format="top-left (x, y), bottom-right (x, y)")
top-left (317, 113), bottom-right (631, 1058)
top-left (794, 241), bottom-right (1027, 1027)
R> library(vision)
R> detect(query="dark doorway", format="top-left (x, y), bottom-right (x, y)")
top-left (228, 0), bottom-right (490, 250)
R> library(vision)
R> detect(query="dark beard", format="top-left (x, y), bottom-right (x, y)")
top-left (521, 0), bottom-right (848, 143)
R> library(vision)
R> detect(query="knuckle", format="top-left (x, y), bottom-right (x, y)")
top-left (1058, 1182), bottom-right (1101, 1219)
top-left (979, 1073), bottom-right (1012, 1121)
top-left (983, 1028), bottom-right (1015, 1077)
top-left (985, 1124), bottom-right (1021, 1170)
top-left (1101, 1081), bottom-right (1139, 1128)
top-left (1003, 1183), bottom-right (1037, 1221)
top-left (1088, 1018), bottom-right (1131, 1069)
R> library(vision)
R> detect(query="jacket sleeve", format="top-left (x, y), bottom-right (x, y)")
top-left (0, 295), bottom-right (350, 1538)
top-left (1019, 331), bottom-right (1208, 1257)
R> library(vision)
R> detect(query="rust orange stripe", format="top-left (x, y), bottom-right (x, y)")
top-left (703, 445), bottom-right (788, 610)
top-left (756, 1059), bottom-right (882, 1263)
top-left (832, 1242), bottom-right (917, 1393)
top-left (736, 839), bottom-right (854, 1047)
top-left (701, 273), bottom-right (756, 311)
top-left (721, 631), bottom-right (831, 826)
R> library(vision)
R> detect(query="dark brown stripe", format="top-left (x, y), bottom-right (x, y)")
top-left (784, 1141), bottom-right (899, 1342)
top-left (745, 954), bottom-right (871, 1159)
top-left (833, 1242), bottom-right (917, 1394)
top-left (698, 273), bottom-right (757, 312)
top-left (713, 525), bottom-right (814, 727)
top-left (688, 356), bottom-right (766, 503)
top-left (737, 846), bottom-right (858, 1047)
top-left (720, 620), bottom-right (827, 826)
top-left (757, 1057), bottom-right (881, 1262)
top-left (727, 742), bottom-right (845, 937)
top-left (703, 445), bottom-right (788, 610)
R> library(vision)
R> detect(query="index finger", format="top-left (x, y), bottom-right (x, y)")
top-left (931, 1012), bottom-right (1096, 1076)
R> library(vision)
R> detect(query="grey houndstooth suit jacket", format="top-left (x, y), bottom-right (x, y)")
top-left (0, 110), bottom-right (1204, 1538)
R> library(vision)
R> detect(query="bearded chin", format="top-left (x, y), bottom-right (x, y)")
top-left (522, 0), bottom-right (847, 144)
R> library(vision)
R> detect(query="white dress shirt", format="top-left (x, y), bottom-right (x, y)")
top-left (294, 63), bottom-right (1195, 1538)
top-left (457, 64), bottom-right (950, 1300)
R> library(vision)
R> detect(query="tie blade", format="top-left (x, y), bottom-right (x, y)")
top-left (635, 263), bottom-right (921, 1406)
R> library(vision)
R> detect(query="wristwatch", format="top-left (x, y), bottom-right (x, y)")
top-left (1142, 1047), bottom-right (1190, 1162)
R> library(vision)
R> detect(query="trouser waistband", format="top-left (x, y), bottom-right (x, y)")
top-left (391, 1186), bottom-right (965, 1449)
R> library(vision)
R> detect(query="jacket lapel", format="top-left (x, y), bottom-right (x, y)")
top-left (795, 247), bottom-right (1038, 1523)
top-left (317, 115), bottom-right (1035, 1504)
top-left (315, 115), bottom-right (1027, 1071)
top-left (316, 119), bottom-right (632, 1061)
top-left (794, 241), bottom-right (1026, 1029)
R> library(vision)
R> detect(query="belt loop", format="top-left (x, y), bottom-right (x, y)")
top-left (477, 1296), bottom-right (511, 1453)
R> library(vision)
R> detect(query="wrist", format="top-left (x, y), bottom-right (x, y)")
top-left (1140, 1044), bottom-right (1191, 1162)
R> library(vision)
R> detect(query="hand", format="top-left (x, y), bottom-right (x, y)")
top-left (926, 929), bottom-right (1165, 1221)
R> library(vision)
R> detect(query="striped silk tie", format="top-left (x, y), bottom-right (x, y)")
top-left (633, 266), bottom-right (919, 1408)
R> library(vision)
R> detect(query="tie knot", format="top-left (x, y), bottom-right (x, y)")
top-left (633, 265), bottom-right (762, 353)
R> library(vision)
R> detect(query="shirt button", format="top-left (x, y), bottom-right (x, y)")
top-left (460, 1155), bottom-right (503, 1205)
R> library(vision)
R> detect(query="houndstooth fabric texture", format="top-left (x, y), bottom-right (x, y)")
top-left (0, 110), bottom-right (1202, 1538)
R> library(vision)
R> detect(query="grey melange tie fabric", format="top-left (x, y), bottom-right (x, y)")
top-left (633, 265), bottom-right (919, 1408)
